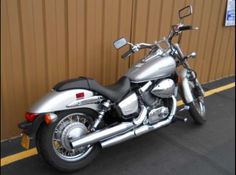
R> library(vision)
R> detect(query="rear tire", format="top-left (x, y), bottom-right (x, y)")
top-left (36, 109), bottom-right (101, 172)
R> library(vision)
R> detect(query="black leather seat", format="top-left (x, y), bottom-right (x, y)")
top-left (53, 76), bottom-right (131, 102)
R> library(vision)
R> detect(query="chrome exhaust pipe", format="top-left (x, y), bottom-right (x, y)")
top-left (71, 96), bottom-right (176, 149)
top-left (101, 96), bottom-right (176, 148)
top-left (70, 105), bottom-right (148, 148)
top-left (70, 122), bottom-right (133, 148)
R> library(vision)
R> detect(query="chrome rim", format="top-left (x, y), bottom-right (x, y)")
top-left (52, 113), bottom-right (93, 162)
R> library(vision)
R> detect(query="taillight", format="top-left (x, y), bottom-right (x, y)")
top-left (76, 92), bottom-right (85, 99)
top-left (25, 112), bottom-right (38, 122)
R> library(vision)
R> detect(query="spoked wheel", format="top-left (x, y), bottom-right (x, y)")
top-left (36, 109), bottom-right (101, 172)
top-left (188, 80), bottom-right (207, 124)
top-left (52, 113), bottom-right (94, 161)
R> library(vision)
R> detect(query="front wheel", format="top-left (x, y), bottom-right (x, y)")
top-left (36, 109), bottom-right (101, 172)
top-left (188, 81), bottom-right (207, 125)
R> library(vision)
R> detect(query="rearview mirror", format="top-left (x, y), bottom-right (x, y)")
top-left (179, 5), bottom-right (192, 19)
top-left (113, 38), bottom-right (128, 49)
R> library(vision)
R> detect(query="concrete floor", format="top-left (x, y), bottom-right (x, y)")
top-left (1, 76), bottom-right (235, 175)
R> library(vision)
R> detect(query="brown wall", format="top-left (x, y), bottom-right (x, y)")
top-left (1, 0), bottom-right (235, 139)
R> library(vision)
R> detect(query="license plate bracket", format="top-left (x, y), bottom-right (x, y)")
top-left (21, 133), bottom-right (30, 149)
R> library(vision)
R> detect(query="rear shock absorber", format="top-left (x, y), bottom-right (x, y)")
top-left (91, 100), bottom-right (111, 131)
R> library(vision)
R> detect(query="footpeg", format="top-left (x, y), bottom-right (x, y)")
top-left (178, 105), bottom-right (190, 112)
top-left (173, 115), bottom-right (188, 123)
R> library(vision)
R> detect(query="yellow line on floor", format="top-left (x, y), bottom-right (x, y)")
top-left (204, 82), bottom-right (235, 96)
top-left (1, 148), bottom-right (38, 166)
top-left (0, 82), bottom-right (235, 167)
top-left (177, 82), bottom-right (235, 106)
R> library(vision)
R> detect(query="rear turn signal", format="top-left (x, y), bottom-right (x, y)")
top-left (25, 112), bottom-right (38, 122)
top-left (44, 113), bottom-right (58, 125)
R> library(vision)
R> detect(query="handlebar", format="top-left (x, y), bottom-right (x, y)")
top-left (168, 24), bottom-right (198, 43)
top-left (138, 43), bottom-right (154, 49)
top-left (120, 24), bottom-right (198, 59)
top-left (121, 43), bottom-right (156, 59)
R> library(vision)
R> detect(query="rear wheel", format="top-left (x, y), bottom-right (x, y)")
top-left (36, 109), bottom-right (101, 172)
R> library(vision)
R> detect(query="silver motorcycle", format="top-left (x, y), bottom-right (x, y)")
top-left (19, 5), bottom-right (206, 172)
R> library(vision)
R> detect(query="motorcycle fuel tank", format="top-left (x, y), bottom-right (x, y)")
top-left (126, 52), bottom-right (176, 83)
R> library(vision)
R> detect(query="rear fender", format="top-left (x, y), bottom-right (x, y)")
top-left (19, 89), bottom-right (103, 140)
top-left (28, 89), bottom-right (103, 113)
top-left (18, 108), bottom-right (99, 145)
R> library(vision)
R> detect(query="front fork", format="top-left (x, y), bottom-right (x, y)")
top-left (179, 68), bottom-right (205, 104)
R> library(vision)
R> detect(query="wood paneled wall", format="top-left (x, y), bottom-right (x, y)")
top-left (1, 0), bottom-right (235, 139)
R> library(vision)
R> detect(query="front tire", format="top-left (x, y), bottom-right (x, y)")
top-left (188, 81), bottom-right (206, 125)
top-left (36, 109), bottom-right (101, 172)
top-left (189, 96), bottom-right (206, 124)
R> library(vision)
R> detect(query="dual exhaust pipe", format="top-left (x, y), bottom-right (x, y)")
top-left (71, 96), bottom-right (176, 149)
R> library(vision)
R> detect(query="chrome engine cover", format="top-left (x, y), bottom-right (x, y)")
top-left (148, 106), bottom-right (169, 124)
top-left (151, 79), bottom-right (175, 98)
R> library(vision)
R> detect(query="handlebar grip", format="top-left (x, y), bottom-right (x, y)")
top-left (140, 45), bottom-right (152, 49)
top-left (179, 25), bottom-right (192, 31)
top-left (121, 49), bottom-right (134, 59)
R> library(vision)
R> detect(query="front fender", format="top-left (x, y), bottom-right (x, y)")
top-left (28, 89), bottom-right (102, 113)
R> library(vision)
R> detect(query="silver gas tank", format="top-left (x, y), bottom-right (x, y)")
top-left (126, 53), bottom-right (176, 83)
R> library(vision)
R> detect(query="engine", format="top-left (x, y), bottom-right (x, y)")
top-left (140, 90), bottom-right (169, 124)
top-left (141, 78), bottom-right (175, 124)
top-left (117, 78), bottom-right (175, 122)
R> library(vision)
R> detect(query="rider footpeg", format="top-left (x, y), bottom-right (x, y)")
top-left (178, 105), bottom-right (190, 112)
top-left (173, 115), bottom-right (188, 123)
